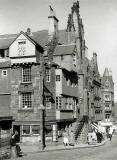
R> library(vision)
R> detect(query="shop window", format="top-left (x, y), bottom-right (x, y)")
top-left (45, 69), bottom-right (51, 82)
top-left (32, 125), bottom-right (40, 135)
top-left (22, 92), bottom-right (32, 109)
top-left (22, 125), bottom-right (30, 135)
top-left (22, 66), bottom-right (31, 83)
top-left (56, 75), bottom-right (60, 81)
top-left (45, 125), bottom-right (52, 137)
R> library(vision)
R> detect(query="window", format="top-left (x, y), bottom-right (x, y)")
top-left (22, 125), bottom-right (30, 135)
top-left (73, 54), bottom-right (76, 66)
top-left (0, 50), bottom-right (5, 58)
top-left (56, 96), bottom-right (62, 109)
top-left (105, 104), bottom-right (110, 110)
top-left (61, 55), bottom-right (64, 60)
top-left (2, 70), bottom-right (7, 77)
top-left (32, 125), bottom-right (40, 135)
top-left (22, 93), bottom-right (32, 109)
top-left (45, 125), bottom-right (52, 137)
top-left (65, 97), bottom-right (68, 109)
top-left (105, 80), bottom-right (110, 88)
top-left (67, 79), bottom-right (70, 86)
top-left (105, 95), bottom-right (110, 101)
top-left (69, 97), bottom-right (73, 109)
top-left (56, 97), bottom-right (58, 109)
top-left (18, 41), bottom-right (26, 56)
top-left (45, 97), bottom-right (51, 108)
top-left (45, 69), bottom-right (51, 82)
top-left (22, 66), bottom-right (31, 83)
top-left (56, 75), bottom-right (60, 81)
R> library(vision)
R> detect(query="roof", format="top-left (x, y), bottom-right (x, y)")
top-left (53, 44), bottom-right (75, 56)
top-left (9, 31), bottom-right (44, 53)
top-left (0, 58), bottom-right (11, 68)
top-left (0, 116), bottom-right (13, 121)
top-left (0, 29), bottom-right (69, 50)
top-left (0, 34), bottom-right (17, 49)
top-left (103, 67), bottom-right (109, 77)
top-left (53, 59), bottom-right (77, 73)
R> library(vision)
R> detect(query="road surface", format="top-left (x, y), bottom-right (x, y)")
top-left (17, 136), bottom-right (117, 160)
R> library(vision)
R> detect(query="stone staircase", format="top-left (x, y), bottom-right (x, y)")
top-left (70, 116), bottom-right (89, 144)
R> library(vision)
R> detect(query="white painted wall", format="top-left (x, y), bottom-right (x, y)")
top-left (55, 68), bottom-right (62, 96)
top-left (9, 34), bottom-right (36, 62)
top-left (11, 57), bottom-right (36, 64)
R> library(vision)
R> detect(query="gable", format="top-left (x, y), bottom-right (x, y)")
top-left (9, 34), bottom-right (35, 58)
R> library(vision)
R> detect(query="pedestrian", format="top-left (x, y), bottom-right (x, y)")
top-left (63, 132), bottom-right (69, 146)
top-left (92, 130), bottom-right (97, 144)
top-left (109, 127), bottom-right (113, 141)
top-left (10, 133), bottom-right (17, 160)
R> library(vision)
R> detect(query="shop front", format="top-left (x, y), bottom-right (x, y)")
top-left (12, 121), bottom-right (58, 144)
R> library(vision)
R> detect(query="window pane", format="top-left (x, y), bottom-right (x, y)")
top-left (32, 125), bottom-right (40, 134)
top-left (22, 66), bottom-right (31, 82)
top-left (18, 41), bottom-right (26, 56)
top-left (56, 75), bottom-right (60, 81)
top-left (46, 97), bottom-right (51, 108)
top-left (45, 69), bottom-right (50, 82)
top-left (23, 125), bottom-right (30, 135)
top-left (22, 93), bottom-right (32, 108)
top-left (45, 125), bottom-right (52, 137)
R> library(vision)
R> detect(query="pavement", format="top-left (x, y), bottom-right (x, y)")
top-left (19, 139), bottom-right (107, 154)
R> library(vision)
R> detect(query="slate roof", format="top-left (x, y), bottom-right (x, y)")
top-left (0, 34), bottom-right (17, 49)
top-left (0, 29), bottom-right (69, 50)
top-left (0, 58), bottom-right (11, 68)
top-left (53, 44), bottom-right (75, 56)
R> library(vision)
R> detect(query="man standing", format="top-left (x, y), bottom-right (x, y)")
top-left (10, 132), bottom-right (17, 160)
top-left (109, 127), bottom-right (113, 141)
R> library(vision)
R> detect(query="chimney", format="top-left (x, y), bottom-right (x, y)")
top-left (48, 6), bottom-right (59, 41)
top-left (26, 28), bottom-right (31, 36)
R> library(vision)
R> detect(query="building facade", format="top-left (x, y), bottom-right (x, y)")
top-left (0, 58), bottom-right (12, 159)
top-left (0, 0), bottom-right (114, 146)
top-left (101, 68), bottom-right (114, 122)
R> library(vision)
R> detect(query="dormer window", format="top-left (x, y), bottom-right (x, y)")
top-left (18, 41), bottom-right (26, 56)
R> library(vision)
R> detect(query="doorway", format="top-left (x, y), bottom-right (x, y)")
top-left (13, 125), bottom-right (20, 142)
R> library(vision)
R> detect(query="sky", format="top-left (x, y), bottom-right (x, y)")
top-left (0, 0), bottom-right (117, 100)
